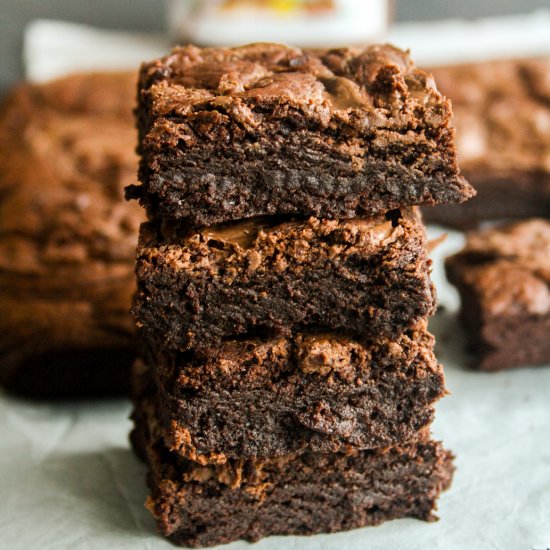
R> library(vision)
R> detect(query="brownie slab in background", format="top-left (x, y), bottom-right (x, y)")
top-left (135, 321), bottom-right (445, 463)
top-left (0, 72), bottom-right (143, 398)
top-left (133, 207), bottom-right (436, 352)
top-left (132, 394), bottom-right (454, 548)
top-left (423, 57), bottom-right (550, 228)
top-left (446, 219), bottom-right (550, 371)
top-left (127, 43), bottom-right (473, 226)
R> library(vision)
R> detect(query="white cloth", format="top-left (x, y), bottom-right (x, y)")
top-left (2, 13), bottom-right (549, 550)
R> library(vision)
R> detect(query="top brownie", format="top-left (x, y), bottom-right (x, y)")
top-left (128, 43), bottom-right (473, 226)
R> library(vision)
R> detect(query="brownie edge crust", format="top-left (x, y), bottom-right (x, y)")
top-left (128, 42), bottom-right (474, 226)
top-left (132, 397), bottom-right (454, 548)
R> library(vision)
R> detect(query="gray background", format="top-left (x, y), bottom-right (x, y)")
top-left (1, 0), bottom-right (549, 92)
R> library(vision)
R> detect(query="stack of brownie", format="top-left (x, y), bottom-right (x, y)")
top-left (128, 43), bottom-right (474, 547)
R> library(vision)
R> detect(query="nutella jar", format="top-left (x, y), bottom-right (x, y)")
top-left (167, 0), bottom-right (391, 47)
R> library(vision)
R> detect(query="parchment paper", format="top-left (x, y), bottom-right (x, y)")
top-left (1, 14), bottom-right (550, 550)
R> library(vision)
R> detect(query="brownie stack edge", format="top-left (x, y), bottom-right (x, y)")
top-left (128, 42), bottom-right (472, 547)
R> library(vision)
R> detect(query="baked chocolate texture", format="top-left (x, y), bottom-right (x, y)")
top-left (127, 43), bottom-right (473, 226)
top-left (0, 72), bottom-right (143, 398)
top-left (446, 219), bottom-right (550, 370)
top-left (135, 321), bottom-right (445, 463)
top-left (133, 207), bottom-right (435, 352)
top-left (423, 57), bottom-right (550, 228)
top-left (131, 391), bottom-right (453, 548)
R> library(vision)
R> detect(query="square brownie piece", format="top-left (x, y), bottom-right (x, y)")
top-left (128, 43), bottom-right (473, 226)
top-left (134, 321), bottom-right (445, 463)
top-left (423, 57), bottom-right (550, 228)
top-left (133, 208), bottom-right (435, 352)
top-left (0, 72), bottom-right (143, 398)
top-left (132, 395), bottom-right (454, 548)
top-left (446, 219), bottom-right (550, 370)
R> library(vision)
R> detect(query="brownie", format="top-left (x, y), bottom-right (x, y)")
top-left (131, 396), bottom-right (454, 548)
top-left (134, 320), bottom-right (445, 463)
top-left (446, 219), bottom-right (550, 370)
top-left (127, 43), bottom-right (473, 226)
top-left (0, 72), bottom-right (143, 398)
top-left (133, 207), bottom-right (435, 352)
top-left (423, 57), bottom-right (550, 228)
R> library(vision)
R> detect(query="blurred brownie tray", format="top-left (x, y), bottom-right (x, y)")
top-left (446, 219), bottom-right (550, 370)
top-left (136, 321), bottom-right (445, 463)
top-left (127, 43), bottom-right (473, 226)
top-left (0, 277), bottom-right (136, 398)
top-left (133, 207), bottom-right (436, 352)
top-left (423, 57), bottom-right (550, 228)
top-left (132, 396), bottom-right (454, 548)
top-left (0, 71), bottom-right (143, 398)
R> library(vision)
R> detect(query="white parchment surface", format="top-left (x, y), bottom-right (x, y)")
top-left (1, 15), bottom-right (550, 550)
